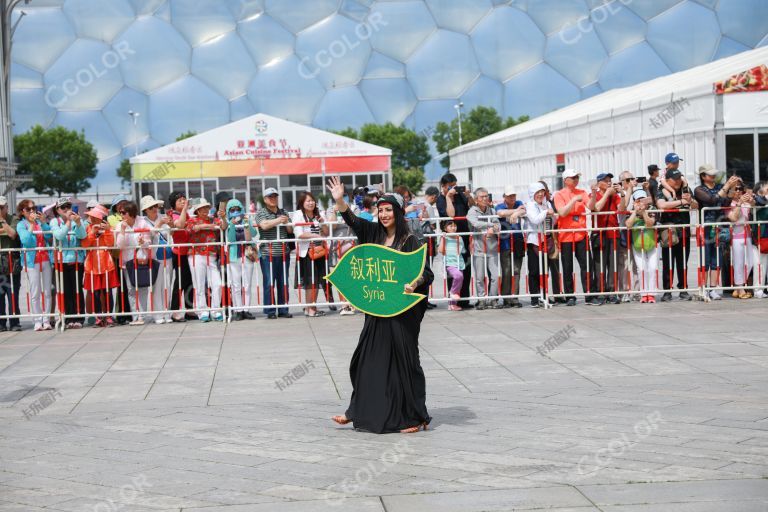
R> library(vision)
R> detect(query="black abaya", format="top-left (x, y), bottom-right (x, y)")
top-left (340, 209), bottom-right (433, 433)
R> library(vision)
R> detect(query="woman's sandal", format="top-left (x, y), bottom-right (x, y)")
top-left (332, 415), bottom-right (351, 425)
top-left (400, 422), bottom-right (428, 434)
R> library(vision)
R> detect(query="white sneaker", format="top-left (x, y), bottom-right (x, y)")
top-left (154, 318), bottom-right (166, 324)
top-left (754, 289), bottom-right (765, 298)
top-left (129, 318), bottom-right (145, 326)
top-left (709, 290), bottom-right (722, 301)
top-left (43, 323), bottom-right (52, 330)
top-left (34, 322), bottom-right (43, 331)
top-left (339, 307), bottom-right (356, 316)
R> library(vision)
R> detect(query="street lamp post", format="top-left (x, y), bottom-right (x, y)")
top-left (454, 101), bottom-right (464, 147)
top-left (128, 110), bottom-right (140, 157)
top-left (0, 0), bottom-right (31, 202)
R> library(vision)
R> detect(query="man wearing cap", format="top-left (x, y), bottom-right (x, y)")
top-left (495, 186), bottom-right (526, 307)
top-left (694, 164), bottom-right (739, 300)
top-left (657, 164), bottom-right (698, 301)
top-left (255, 187), bottom-right (294, 319)
top-left (0, 196), bottom-right (21, 331)
top-left (554, 169), bottom-right (592, 306)
top-left (589, 173), bottom-right (622, 304)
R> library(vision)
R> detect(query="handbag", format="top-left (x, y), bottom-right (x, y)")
top-left (308, 241), bottom-right (328, 260)
top-left (244, 245), bottom-right (258, 262)
top-left (659, 226), bottom-right (680, 249)
top-left (155, 232), bottom-right (174, 260)
top-left (125, 258), bottom-right (160, 288)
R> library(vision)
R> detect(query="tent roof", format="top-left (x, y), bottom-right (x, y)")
top-left (131, 113), bottom-right (391, 164)
top-left (452, 46), bottom-right (768, 155)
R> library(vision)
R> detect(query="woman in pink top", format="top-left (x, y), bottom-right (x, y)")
top-left (727, 181), bottom-right (755, 299)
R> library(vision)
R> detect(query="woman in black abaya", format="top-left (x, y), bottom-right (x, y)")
top-left (327, 176), bottom-right (433, 434)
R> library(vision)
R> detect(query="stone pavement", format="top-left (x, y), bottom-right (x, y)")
top-left (1, 299), bottom-right (767, 511)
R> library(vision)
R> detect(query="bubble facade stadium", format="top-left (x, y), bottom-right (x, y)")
top-left (11, 0), bottom-right (768, 190)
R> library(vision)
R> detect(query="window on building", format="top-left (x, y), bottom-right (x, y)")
top-left (726, 134), bottom-right (755, 185)
top-left (156, 181), bottom-right (171, 207)
top-left (288, 174), bottom-right (307, 187)
top-left (187, 181), bottom-right (202, 200)
top-left (759, 133), bottom-right (767, 183)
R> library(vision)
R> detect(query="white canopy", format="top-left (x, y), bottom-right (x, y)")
top-left (131, 113), bottom-right (391, 164)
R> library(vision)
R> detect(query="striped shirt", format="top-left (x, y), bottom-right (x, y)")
top-left (255, 207), bottom-right (292, 257)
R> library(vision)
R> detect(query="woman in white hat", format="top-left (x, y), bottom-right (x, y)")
top-left (141, 195), bottom-right (173, 324)
top-left (185, 198), bottom-right (226, 322)
top-left (625, 188), bottom-right (658, 303)
top-left (524, 182), bottom-right (556, 308)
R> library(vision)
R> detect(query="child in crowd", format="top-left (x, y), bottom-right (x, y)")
top-left (625, 189), bottom-right (658, 303)
top-left (439, 219), bottom-right (465, 311)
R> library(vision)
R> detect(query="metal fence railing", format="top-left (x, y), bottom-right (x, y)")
top-left (0, 206), bottom-right (765, 330)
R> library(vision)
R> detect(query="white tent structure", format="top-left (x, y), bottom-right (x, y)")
top-left (130, 113), bottom-right (391, 210)
top-left (450, 46), bottom-right (768, 196)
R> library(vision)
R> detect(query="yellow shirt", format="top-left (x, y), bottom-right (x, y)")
top-left (107, 213), bottom-right (122, 228)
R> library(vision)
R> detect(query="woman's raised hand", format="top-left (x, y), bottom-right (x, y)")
top-left (326, 176), bottom-right (345, 202)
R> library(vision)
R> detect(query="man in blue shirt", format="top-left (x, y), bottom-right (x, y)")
top-left (495, 186), bottom-right (526, 308)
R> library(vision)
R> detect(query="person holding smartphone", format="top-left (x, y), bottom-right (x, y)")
top-left (554, 169), bottom-right (592, 306)
top-left (0, 196), bottom-right (21, 331)
top-left (16, 200), bottom-right (54, 330)
top-left (436, 173), bottom-right (474, 308)
top-left (50, 197), bottom-right (87, 328)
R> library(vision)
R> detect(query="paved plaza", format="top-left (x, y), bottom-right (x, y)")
top-left (1, 300), bottom-right (767, 511)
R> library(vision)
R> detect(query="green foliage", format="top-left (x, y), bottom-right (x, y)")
top-left (392, 167), bottom-right (426, 195)
top-left (433, 106), bottom-right (529, 168)
top-left (14, 125), bottom-right (98, 197)
top-left (117, 158), bottom-right (131, 186)
top-left (176, 130), bottom-right (197, 141)
top-left (336, 123), bottom-right (431, 172)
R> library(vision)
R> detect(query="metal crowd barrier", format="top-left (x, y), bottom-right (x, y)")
top-left (0, 205), bottom-right (766, 331)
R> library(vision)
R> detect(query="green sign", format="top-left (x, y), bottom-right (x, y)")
top-left (325, 243), bottom-right (427, 317)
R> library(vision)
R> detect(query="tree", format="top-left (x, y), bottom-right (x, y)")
top-left (335, 123), bottom-right (430, 194)
top-left (14, 125), bottom-right (98, 197)
top-left (117, 158), bottom-right (131, 186)
top-left (393, 167), bottom-right (425, 194)
top-left (176, 130), bottom-right (197, 141)
top-left (433, 106), bottom-right (529, 169)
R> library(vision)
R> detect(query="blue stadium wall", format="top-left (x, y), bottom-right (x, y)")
top-left (11, 0), bottom-right (768, 192)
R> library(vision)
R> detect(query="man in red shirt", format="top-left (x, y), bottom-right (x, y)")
top-left (589, 173), bottom-right (622, 304)
top-left (554, 169), bottom-right (593, 306)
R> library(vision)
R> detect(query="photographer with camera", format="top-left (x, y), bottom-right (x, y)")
top-left (0, 197), bottom-right (21, 331)
top-left (16, 200), bottom-right (54, 331)
top-left (437, 173), bottom-right (474, 308)
top-left (656, 161), bottom-right (698, 301)
top-left (50, 197), bottom-right (87, 329)
top-left (589, 173), bottom-right (622, 305)
top-left (554, 169), bottom-right (592, 306)
top-left (694, 164), bottom-right (735, 300)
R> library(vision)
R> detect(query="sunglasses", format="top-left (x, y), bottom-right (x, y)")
top-left (734, 187), bottom-right (745, 192)
top-left (230, 207), bottom-right (241, 212)
top-left (624, 178), bottom-right (636, 182)
top-left (58, 204), bottom-right (71, 210)
top-left (24, 206), bottom-right (36, 212)
top-left (118, 210), bottom-right (127, 215)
